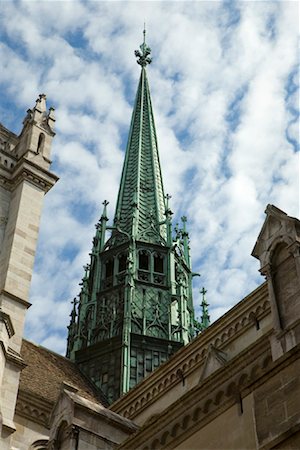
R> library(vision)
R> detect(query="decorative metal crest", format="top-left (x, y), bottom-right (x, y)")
top-left (135, 28), bottom-right (152, 67)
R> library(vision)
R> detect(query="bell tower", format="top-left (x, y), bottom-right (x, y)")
top-left (67, 33), bottom-right (198, 404)
top-left (0, 94), bottom-right (58, 446)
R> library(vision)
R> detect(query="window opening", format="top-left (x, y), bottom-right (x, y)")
top-left (105, 259), bottom-right (114, 278)
top-left (118, 253), bottom-right (127, 272)
top-left (139, 251), bottom-right (149, 270)
top-left (37, 133), bottom-right (45, 153)
top-left (154, 253), bottom-right (164, 273)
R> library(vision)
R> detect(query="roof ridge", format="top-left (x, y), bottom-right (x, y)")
top-left (22, 338), bottom-right (71, 361)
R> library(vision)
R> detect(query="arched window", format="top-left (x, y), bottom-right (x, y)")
top-left (105, 259), bottom-right (114, 278)
top-left (138, 250), bottom-right (150, 282)
top-left (37, 132), bottom-right (45, 153)
top-left (116, 253), bottom-right (127, 285)
top-left (139, 250), bottom-right (149, 271)
top-left (118, 253), bottom-right (127, 272)
top-left (103, 258), bottom-right (114, 289)
top-left (154, 252), bottom-right (164, 273)
top-left (53, 421), bottom-right (69, 450)
top-left (137, 250), bottom-right (165, 285)
top-left (29, 440), bottom-right (48, 450)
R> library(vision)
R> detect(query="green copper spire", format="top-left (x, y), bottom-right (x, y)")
top-left (113, 31), bottom-right (166, 245)
top-left (67, 32), bottom-right (198, 405)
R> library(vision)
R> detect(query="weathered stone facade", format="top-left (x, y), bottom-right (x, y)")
top-left (0, 95), bottom-right (58, 450)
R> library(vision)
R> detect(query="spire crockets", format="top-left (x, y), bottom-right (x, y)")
top-left (113, 30), bottom-right (166, 244)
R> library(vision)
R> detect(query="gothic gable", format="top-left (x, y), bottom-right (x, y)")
top-left (199, 344), bottom-right (228, 382)
top-left (251, 204), bottom-right (300, 268)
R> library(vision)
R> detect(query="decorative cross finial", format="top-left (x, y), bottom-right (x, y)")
top-left (181, 216), bottom-right (189, 237)
top-left (135, 27), bottom-right (152, 67)
top-left (200, 287), bottom-right (210, 330)
top-left (71, 297), bottom-right (78, 309)
top-left (164, 193), bottom-right (172, 211)
top-left (100, 200), bottom-right (109, 222)
top-left (83, 264), bottom-right (90, 277)
top-left (70, 297), bottom-right (78, 321)
top-left (201, 287), bottom-right (207, 295)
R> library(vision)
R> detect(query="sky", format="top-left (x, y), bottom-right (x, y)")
top-left (0, 1), bottom-right (298, 355)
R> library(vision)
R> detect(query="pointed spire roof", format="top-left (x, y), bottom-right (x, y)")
top-left (113, 32), bottom-right (166, 243)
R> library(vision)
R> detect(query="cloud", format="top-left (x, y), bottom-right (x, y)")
top-left (0, 0), bottom-right (298, 354)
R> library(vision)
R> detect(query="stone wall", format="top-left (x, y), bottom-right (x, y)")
top-left (254, 356), bottom-right (300, 449)
top-left (12, 414), bottom-right (49, 450)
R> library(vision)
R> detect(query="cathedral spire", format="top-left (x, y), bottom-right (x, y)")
top-left (113, 32), bottom-right (166, 244)
top-left (68, 33), bottom-right (197, 404)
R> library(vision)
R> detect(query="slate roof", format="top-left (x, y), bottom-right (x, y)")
top-left (19, 339), bottom-right (108, 407)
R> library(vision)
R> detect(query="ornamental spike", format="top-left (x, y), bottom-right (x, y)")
top-left (200, 287), bottom-right (210, 330)
top-left (164, 193), bottom-right (172, 214)
top-left (70, 297), bottom-right (78, 322)
top-left (181, 216), bottom-right (188, 235)
top-left (135, 28), bottom-right (152, 67)
top-left (101, 200), bottom-right (109, 221)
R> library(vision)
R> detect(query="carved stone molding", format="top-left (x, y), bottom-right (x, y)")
top-left (6, 346), bottom-right (27, 369)
top-left (11, 168), bottom-right (56, 193)
top-left (0, 216), bottom-right (8, 226)
top-left (0, 158), bottom-right (58, 194)
top-left (0, 289), bottom-right (32, 309)
top-left (16, 390), bottom-right (52, 427)
top-left (16, 399), bottom-right (50, 427)
top-left (119, 336), bottom-right (275, 449)
top-left (112, 283), bottom-right (270, 420)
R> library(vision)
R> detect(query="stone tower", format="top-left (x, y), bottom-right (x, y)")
top-left (67, 34), bottom-right (197, 404)
top-left (0, 95), bottom-right (58, 448)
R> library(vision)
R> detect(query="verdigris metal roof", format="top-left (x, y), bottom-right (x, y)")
top-left (114, 50), bottom-right (166, 244)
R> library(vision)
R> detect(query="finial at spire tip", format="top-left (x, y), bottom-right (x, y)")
top-left (134, 27), bottom-right (152, 67)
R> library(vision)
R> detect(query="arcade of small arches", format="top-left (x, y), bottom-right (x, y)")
top-left (103, 249), bottom-right (166, 289)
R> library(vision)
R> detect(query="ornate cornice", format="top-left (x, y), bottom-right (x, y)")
top-left (111, 283), bottom-right (270, 419)
top-left (16, 389), bottom-right (53, 427)
top-left (6, 346), bottom-right (27, 369)
top-left (119, 335), bottom-right (276, 449)
top-left (0, 157), bottom-right (58, 193)
top-left (0, 289), bottom-right (31, 309)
